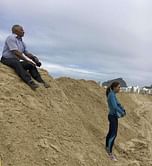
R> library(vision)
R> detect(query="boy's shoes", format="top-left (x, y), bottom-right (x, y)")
top-left (108, 153), bottom-right (118, 161)
top-left (105, 147), bottom-right (118, 161)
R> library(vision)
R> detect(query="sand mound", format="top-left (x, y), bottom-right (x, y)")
top-left (0, 63), bottom-right (152, 166)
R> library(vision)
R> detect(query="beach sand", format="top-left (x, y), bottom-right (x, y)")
top-left (0, 63), bottom-right (152, 166)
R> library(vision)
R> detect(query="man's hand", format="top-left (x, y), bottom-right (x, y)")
top-left (31, 56), bottom-right (42, 67)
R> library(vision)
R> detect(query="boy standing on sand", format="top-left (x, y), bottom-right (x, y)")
top-left (105, 81), bottom-right (126, 161)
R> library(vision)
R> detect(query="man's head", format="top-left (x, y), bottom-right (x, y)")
top-left (12, 25), bottom-right (24, 37)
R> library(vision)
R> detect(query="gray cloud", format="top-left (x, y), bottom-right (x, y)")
top-left (0, 0), bottom-right (152, 86)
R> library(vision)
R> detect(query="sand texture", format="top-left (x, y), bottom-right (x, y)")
top-left (0, 63), bottom-right (152, 166)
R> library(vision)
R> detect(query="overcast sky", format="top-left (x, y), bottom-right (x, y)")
top-left (0, 0), bottom-right (152, 86)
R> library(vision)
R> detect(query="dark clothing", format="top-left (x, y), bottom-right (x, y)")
top-left (106, 114), bottom-right (118, 153)
top-left (1, 56), bottom-right (44, 84)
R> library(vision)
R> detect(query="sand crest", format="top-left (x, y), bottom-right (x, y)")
top-left (0, 63), bottom-right (152, 166)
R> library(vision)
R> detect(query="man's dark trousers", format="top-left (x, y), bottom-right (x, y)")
top-left (1, 57), bottom-right (44, 84)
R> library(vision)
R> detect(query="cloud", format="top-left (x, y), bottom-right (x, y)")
top-left (42, 62), bottom-right (114, 81)
top-left (0, 30), bottom-right (9, 43)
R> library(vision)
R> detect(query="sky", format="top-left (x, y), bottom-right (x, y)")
top-left (0, 0), bottom-right (152, 86)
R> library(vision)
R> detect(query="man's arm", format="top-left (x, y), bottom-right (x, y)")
top-left (12, 50), bottom-right (36, 66)
top-left (24, 52), bottom-right (41, 67)
top-left (24, 52), bottom-right (34, 59)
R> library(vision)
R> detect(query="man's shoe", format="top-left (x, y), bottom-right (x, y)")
top-left (42, 82), bottom-right (50, 88)
top-left (28, 80), bottom-right (39, 90)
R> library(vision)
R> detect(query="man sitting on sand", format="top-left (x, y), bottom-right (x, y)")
top-left (1, 24), bottom-right (49, 90)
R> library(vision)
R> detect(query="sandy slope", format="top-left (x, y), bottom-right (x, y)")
top-left (0, 63), bottom-right (152, 166)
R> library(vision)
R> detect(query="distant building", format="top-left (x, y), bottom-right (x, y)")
top-left (102, 78), bottom-right (127, 87)
top-left (144, 86), bottom-right (152, 90)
